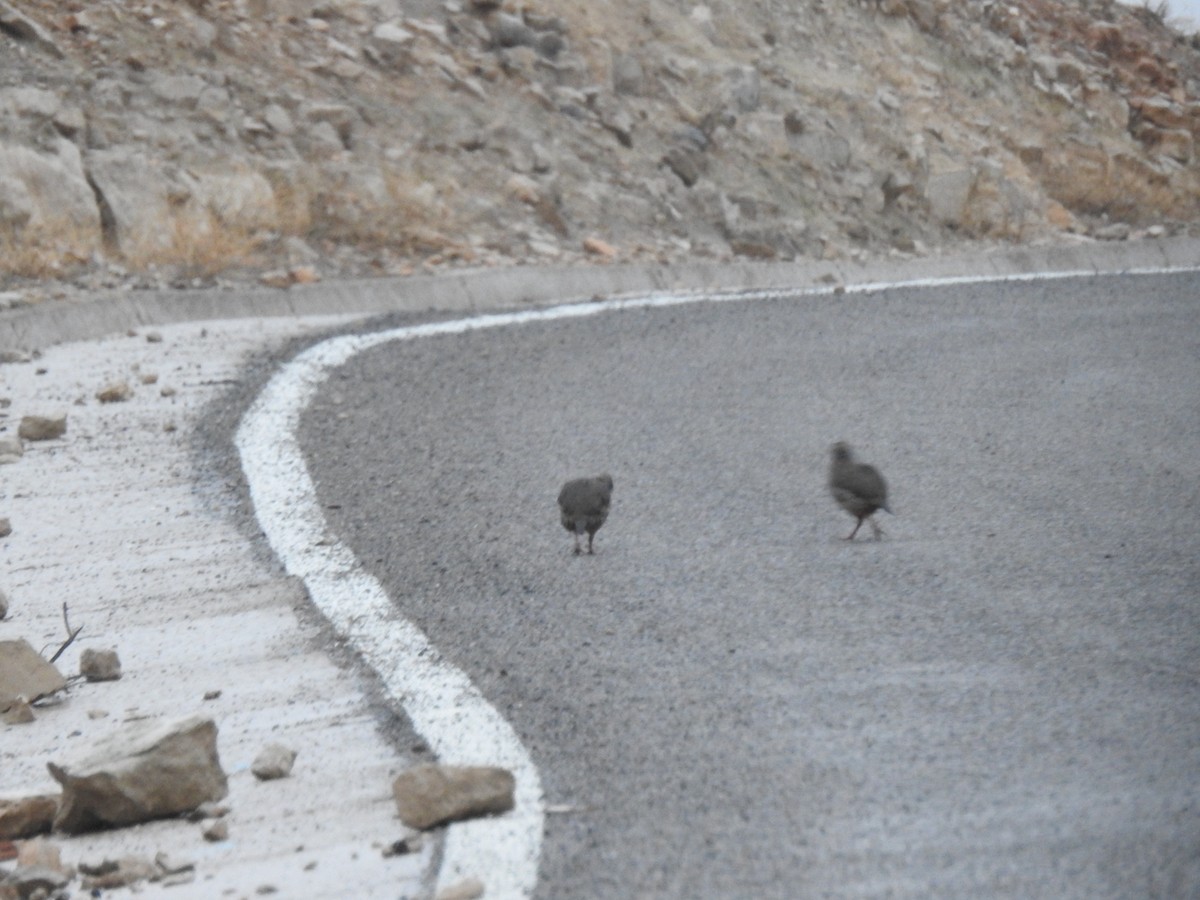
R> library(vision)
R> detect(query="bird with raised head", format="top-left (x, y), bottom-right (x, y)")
top-left (828, 442), bottom-right (891, 540)
top-left (557, 473), bottom-right (613, 555)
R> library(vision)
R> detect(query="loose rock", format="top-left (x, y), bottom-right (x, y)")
top-left (0, 795), bottom-right (58, 841)
top-left (251, 743), bottom-right (297, 781)
top-left (391, 764), bottom-right (515, 830)
top-left (96, 381), bottom-right (133, 403)
top-left (48, 713), bottom-right (228, 833)
top-left (0, 801), bottom-right (56, 844)
top-left (2, 698), bottom-right (35, 724)
top-left (0, 639), bottom-right (67, 712)
top-left (79, 648), bottom-right (122, 682)
top-left (17, 414), bottom-right (66, 441)
top-left (202, 819), bottom-right (229, 842)
top-left (436, 877), bottom-right (486, 900)
top-left (0, 436), bottom-right (22, 464)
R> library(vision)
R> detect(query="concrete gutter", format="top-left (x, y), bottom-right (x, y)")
top-left (3, 236), bottom-right (1199, 355)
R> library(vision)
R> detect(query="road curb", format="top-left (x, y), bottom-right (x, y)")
top-left (3, 236), bottom-right (1199, 354)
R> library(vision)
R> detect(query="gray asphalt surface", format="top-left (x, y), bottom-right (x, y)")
top-left (298, 271), bottom-right (1200, 899)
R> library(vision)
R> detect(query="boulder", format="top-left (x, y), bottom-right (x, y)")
top-left (48, 714), bottom-right (227, 833)
top-left (392, 764), bottom-right (515, 830)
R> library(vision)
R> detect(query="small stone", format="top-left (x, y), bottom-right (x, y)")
top-left (16, 837), bottom-right (65, 872)
top-left (436, 877), bottom-right (486, 900)
top-left (0, 436), bottom-right (23, 464)
top-left (79, 854), bottom-right (158, 889)
top-left (79, 648), bottom-right (122, 682)
top-left (96, 381), bottom-right (133, 403)
top-left (382, 830), bottom-right (424, 857)
top-left (0, 518), bottom-right (9, 538)
top-left (288, 265), bottom-right (320, 284)
top-left (0, 587), bottom-right (8, 619)
top-left (582, 237), bottom-right (617, 258)
top-left (202, 818), bottom-right (229, 841)
top-left (140, 373), bottom-right (159, 385)
top-left (203, 689), bottom-right (222, 701)
top-left (160, 386), bottom-right (178, 398)
top-left (251, 743), bottom-right (297, 781)
top-left (259, 270), bottom-right (292, 288)
top-left (145, 332), bottom-right (163, 343)
top-left (184, 801), bottom-right (229, 822)
top-left (18, 414), bottom-right (66, 441)
top-left (3, 697), bottom-right (35, 724)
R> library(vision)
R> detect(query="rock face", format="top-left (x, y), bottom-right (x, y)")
top-left (47, 714), bottom-right (228, 833)
top-left (391, 764), bottom-right (515, 830)
top-left (0, 0), bottom-right (1197, 294)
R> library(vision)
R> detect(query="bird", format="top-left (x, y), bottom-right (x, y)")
top-left (828, 442), bottom-right (891, 540)
top-left (557, 473), bottom-right (613, 555)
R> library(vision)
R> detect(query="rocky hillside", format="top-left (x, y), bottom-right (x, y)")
top-left (1, 0), bottom-right (1198, 301)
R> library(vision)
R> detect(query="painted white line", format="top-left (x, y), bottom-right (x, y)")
top-left (233, 262), bottom-right (1197, 898)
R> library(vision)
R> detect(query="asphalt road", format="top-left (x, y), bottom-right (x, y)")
top-left (297, 271), bottom-right (1200, 899)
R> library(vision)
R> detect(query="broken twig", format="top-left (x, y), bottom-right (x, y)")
top-left (48, 602), bottom-right (83, 664)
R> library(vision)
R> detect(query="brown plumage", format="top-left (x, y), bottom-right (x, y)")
top-left (558, 473), bottom-right (613, 555)
top-left (828, 442), bottom-right (891, 540)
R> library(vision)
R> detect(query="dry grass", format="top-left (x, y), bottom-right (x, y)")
top-left (0, 223), bottom-right (95, 280)
top-left (305, 163), bottom-right (471, 259)
top-left (119, 208), bottom-right (267, 279)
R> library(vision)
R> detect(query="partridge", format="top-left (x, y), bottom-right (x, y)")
top-left (828, 442), bottom-right (891, 540)
top-left (558, 473), bottom-right (613, 555)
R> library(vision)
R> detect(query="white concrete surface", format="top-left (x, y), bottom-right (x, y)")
top-left (0, 316), bottom-right (433, 899)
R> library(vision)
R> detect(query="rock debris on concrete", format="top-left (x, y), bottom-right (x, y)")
top-left (0, 316), bottom-right (432, 898)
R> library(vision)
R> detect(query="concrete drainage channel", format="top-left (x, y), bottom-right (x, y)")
top-left (1, 238), bottom-right (1198, 899)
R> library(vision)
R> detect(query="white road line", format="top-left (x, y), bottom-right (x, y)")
top-left (233, 263), bottom-right (1196, 898)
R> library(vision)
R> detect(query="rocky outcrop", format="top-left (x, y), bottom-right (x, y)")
top-left (0, 0), bottom-right (1196, 295)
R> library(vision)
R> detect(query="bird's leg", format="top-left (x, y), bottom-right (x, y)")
top-left (586, 533), bottom-right (595, 555)
top-left (845, 517), bottom-right (863, 541)
top-left (573, 533), bottom-right (582, 555)
top-left (870, 516), bottom-right (885, 540)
